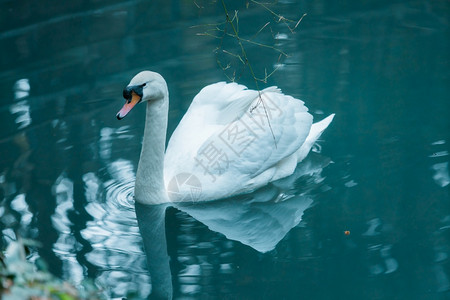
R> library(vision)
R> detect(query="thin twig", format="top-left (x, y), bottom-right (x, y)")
top-left (221, 0), bottom-right (277, 147)
top-left (224, 32), bottom-right (288, 56)
top-left (294, 13), bottom-right (307, 30)
top-left (250, 0), bottom-right (296, 23)
top-left (249, 21), bottom-right (271, 41)
top-left (250, 0), bottom-right (306, 33)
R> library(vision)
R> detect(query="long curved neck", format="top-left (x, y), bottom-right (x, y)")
top-left (135, 94), bottom-right (170, 204)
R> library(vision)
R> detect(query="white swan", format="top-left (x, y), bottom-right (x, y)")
top-left (117, 71), bottom-right (334, 205)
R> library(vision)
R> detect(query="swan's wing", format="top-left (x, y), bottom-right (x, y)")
top-left (196, 87), bottom-right (312, 177)
top-left (166, 82), bottom-right (259, 156)
top-left (165, 83), bottom-right (313, 200)
top-left (190, 82), bottom-right (260, 125)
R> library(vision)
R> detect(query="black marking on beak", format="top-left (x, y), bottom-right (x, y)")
top-left (123, 85), bottom-right (144, 103)
top-left (123, 87), bottom-right (132, 102)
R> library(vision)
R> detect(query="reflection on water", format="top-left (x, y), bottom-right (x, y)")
top-left (134, 152), bottom-right (328, 298)
top-left (0, 0), bottom-right (449, 299)
top-left (10, 79), bottom-right (31, 129)
top-left (430, 140), bottom-right (450, 188)
top-left (82, 160), bottom-right (151, 298)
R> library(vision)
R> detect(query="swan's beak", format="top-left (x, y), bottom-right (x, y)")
top-left (117, 91), bottom-right (141, 120)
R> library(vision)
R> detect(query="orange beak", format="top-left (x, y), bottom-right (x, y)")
top-left (116, 91), bottom-right (141, 120)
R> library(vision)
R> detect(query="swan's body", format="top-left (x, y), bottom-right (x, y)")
top-left (117, 71), bottom-right (334, 205)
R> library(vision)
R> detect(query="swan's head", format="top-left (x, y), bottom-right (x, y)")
top-left (117, 71), bottom-right (168, 120)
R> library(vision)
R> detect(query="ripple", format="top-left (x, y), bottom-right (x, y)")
top-left (84, 159), bottom-right (137, 225)
top-left (430, 151), bottom-right (449, 158)
top-left (103, 159), bottom-right (137, 226)
top-left (431, 162), bottom-right (449, 188)
top-left (79, 158), bottom-right (146, 298)
top-left (429, 139), bottom-right (449, 187)
top-left (104, 179), bottom-right (135, 212)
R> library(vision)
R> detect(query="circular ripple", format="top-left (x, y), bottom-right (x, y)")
top-left (104, 159), bottom-right (137, 214)
top-left (105, 180), bottom-right (135, 212)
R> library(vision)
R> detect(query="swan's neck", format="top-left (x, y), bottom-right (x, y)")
top-left (135, 95), bottom-right (169, 204)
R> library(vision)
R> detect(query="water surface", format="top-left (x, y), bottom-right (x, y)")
top-left (0, 1), bottom-right (449, 299)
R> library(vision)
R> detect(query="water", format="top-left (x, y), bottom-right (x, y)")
top-left (1, 0), bottom-right (449, 299)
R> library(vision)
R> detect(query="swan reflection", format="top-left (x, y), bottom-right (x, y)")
top-left (135, 153), bottom-right (330, 299)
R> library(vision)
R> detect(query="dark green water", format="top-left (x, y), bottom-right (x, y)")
top-left (1, 1), bottom-right (449, 299)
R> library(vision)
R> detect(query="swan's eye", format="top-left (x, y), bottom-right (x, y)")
top-left (141, 83), bottom-right (147, 87)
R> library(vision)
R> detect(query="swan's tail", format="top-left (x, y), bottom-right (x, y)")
top-left (296, 114), bottom-right (335, 162)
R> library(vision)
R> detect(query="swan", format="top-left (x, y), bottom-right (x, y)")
top-left (116, 71), bottom-right (334, 205)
